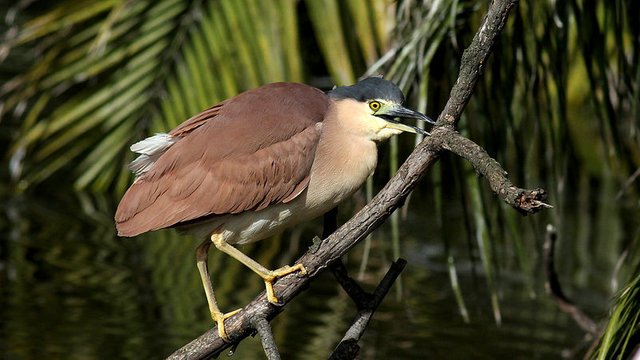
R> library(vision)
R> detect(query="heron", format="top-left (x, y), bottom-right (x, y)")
top-left (115, 77), bottom-right (434, 340)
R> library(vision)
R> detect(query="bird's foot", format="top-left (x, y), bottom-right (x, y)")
top-left (211, 308), bottom-right (242, 342)
top-left (263, 263), bottom-right (307, 305)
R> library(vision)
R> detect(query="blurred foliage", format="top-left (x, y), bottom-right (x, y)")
top-left (591, 268), bottom-right (640, 360)
top-left (1, 0), bottom-right (639, 358)
top-left (0, 0), bottom-right (394, 193)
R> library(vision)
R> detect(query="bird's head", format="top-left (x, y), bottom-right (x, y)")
top-left (328, 77), bottom-right (435, 141)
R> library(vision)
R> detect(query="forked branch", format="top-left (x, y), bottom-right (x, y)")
top-left (328, 259), bottom-right (407, 360)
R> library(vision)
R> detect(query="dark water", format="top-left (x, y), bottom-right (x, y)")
top-left (0, 176), bottom-right (632, 359)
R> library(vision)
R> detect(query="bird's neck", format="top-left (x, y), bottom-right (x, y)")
top-left (304, 104), bottom-right (379, 210)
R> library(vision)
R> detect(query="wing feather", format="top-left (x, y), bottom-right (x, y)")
top-left (115, 83), bottom-right (328, 236)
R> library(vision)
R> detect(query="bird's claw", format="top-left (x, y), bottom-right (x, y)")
top-left (212, 308), bottom-right (242, 342)
top-left (264, 263), bottom-right (307, 305)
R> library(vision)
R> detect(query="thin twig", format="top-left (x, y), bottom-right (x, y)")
top-left (439, 130), bottom-right (551, 213)
top-left (615, 167), bottom-right (640, 200)
top-left (544, 224), bottom-right (598, 335)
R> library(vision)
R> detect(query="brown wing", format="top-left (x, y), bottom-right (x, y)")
top-left (115, 83), bottom-right (329, 236)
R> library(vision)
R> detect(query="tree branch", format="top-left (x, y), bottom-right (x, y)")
top-left (167, 1), bottom-right (531, 359)
top-left (250, 315), bottom-right (281, 360)
top-left (439, 130), bottom-right (551, 213)
top-left (439, 0), bottom-right (519, 128)
top-left (329, 259), bottom-right (407, 360)
top-left (323, 209), bottom-right (406, 359)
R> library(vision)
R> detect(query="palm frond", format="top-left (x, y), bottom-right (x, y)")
top-left (2, 0), bottom-right (395, 192)
top-left (591, 270), bottom-right (640, 359)
top-left (3, 0), bottom-right (191, 191)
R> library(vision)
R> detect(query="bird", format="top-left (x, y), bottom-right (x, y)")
top-left (115, 77), bottom-right (434, 340)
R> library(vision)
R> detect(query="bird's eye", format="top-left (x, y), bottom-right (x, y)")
top-left (369, 101), bottom-right (381, 112)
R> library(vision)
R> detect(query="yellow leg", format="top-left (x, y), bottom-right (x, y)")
top-left (196, 239), bottom-right (241, 341)
top-left (211, 233), bottom-right (307, 304)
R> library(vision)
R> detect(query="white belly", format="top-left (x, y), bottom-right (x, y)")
top-left (178, 189), bottom-right (332, 244)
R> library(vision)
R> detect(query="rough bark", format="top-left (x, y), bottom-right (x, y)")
top-left (167, 1), bottom-right (540, 359)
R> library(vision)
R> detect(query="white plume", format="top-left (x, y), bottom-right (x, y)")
top-left (128, 133), bottom-right (177, 177)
